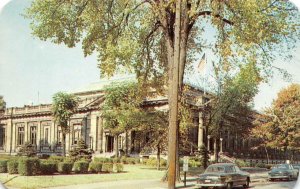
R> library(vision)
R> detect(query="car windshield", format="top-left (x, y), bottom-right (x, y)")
top-left (274, 164), bottom-right (289, 169)
top-left (205, 166), bottom-right (225, 173)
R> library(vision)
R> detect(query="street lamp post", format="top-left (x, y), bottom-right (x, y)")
top-left (207, 135), bottom-right (211, 152)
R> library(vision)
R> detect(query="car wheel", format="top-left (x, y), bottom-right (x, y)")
top-left (269, 178), bottom-right (274, 182)
top-left (226, 182), bottom-right (233, 189)
top-left (243, 177), bottom-right (250, 188)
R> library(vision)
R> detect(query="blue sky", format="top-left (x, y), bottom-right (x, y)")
top-left (0, 0), bottom-right (299, 111)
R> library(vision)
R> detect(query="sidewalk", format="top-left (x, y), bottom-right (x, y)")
top-left (46, 172), bottom-right (269, 189)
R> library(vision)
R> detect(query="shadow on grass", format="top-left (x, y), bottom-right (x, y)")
top-left (3, 175), bottom-right (18, 184)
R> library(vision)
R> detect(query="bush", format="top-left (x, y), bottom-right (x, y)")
top-left (69, 139), bottom-right (93, 161)
top-left (235, 159), bottom-right (250, 167)
top-left (89, 162), bottom-right (102, 173)
top-left (48, 156), bottom-right (65, 162)
top-left (18, 157), bottom-right (40, 176)
top-left (58, 162), bottom-right (73, 174)
top-left (40, 161), bottom-right (57, 175)
top-left (0, 160), bottom-right (8, 173)
top-left (94, 157), bottom-right (112, 163)
top-left (17, 142), bottom-right (37, 157)
top-left (127, 157), bottom-right (139, 164)
top-left (102, 163), bottom-right (113, 173)
top-left (7, 159), bottom-right (18, 174)
top-left (114, 163), bottom-right (124, 173)
top-left (112, 157), bottom-right (120, 163)
top-left (145, 158), bottom-right (166, 167)
top-left (255, 162), bottom-right (267, 169)
top-left (73, 161), bottom-right (89, 174)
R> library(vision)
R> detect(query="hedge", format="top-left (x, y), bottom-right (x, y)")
top-left (58, 162), bottom-right (73, 174)
top-left (48, 156), bottom-right (65, 162)
top-left (102, 163), bottom-right (113, 173)
top-left (40, 161), bottom-right (57, 175)
top-left (73, 161), bottom-right (89, 174)
top-left (120, 157), bottom-right (140, 164)
top-left (7, 159), bottom-right (18, 174)
top-left (18, 157), bottom-right (40, 176)
top-left (114, 163), bottom-right (124, 173)
top-left (94, 157), bottom-right (113, 163)
top-left (89, 162), bottom-right (102, 173)
top-left (0, 160), bottom-right (8, 173)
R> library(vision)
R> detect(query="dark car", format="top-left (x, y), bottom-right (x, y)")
top-left (268, 164), bottom-right (299, 181)
top-left (196, 163), bottom-right (250, 189)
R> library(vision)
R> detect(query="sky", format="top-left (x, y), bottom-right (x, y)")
top-left (0, 0), bottom-right (299, 111)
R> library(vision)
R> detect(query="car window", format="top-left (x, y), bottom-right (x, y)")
top-left (205, 166), bottom-right (225, 173)
top-left (234, 166), bottom-right (240, 171)
top-left (226, 166), bottom-right (235, 173)
top-left (274, 164), bottom-right (289, 169)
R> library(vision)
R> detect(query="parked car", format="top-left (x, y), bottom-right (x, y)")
top-left (293, 164), bottom-right (300, 171)
top-left (196, 163), bottom-right (250, 189)
top-left (268, 164), bottom-right (299, 181)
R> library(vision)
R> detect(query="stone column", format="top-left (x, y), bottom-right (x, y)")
top-left (36, 121), bottom-right (41, 152)
top-left (198, 112), bottom-right (204, 149)
top-left (220, 138), bottom-right (223, 153)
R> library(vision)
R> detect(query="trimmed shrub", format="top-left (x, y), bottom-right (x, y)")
top-left (112, 158), bottom-right (120, 163)
top-left (49, 156), bottom-right (64, 162)
top-left (94, 157), bottom-right (112, 163)
top-left (73, 161), bottom-right (89, 174)
top-left (0, 160), bottom-right (8, 173)
top-left (18, 157), bottom-right (40, 176)
top-left (127, 157), bottom-right (139, 164)
top-left (89, 162), bottom-right (102, 173)
top-left (102, 163), bottom-right (113, 173)
top-left (114, 163), bottom-right (124, 173)
top-left (7, 159), bottom-right (18, 174)
top-left (40, 161), bottom-right (57, 175)
top-left (58, 162), bottom-right (73, 174)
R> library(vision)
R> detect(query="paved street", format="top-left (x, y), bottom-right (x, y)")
top-left (251, 181), bottom-right (297, 189)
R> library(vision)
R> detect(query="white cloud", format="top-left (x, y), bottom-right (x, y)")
top-left (290, 0), bottom-right (300, 9)
top-left (0, 0), bottom-right (11, 13)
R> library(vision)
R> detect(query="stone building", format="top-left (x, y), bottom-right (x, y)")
top-left (0, 78), bottom-right (299, 164)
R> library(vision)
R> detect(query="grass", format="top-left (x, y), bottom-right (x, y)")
top-left (0, 165), bottom-right (166, 189)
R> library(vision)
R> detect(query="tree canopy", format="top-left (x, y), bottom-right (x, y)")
top-left (252, 84), bottom-right (300, 151)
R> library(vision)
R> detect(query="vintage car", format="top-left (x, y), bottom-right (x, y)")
top-left (196, 163), bottom-right (250, 189)
top-left (268, 164), bottom-right (299, 181)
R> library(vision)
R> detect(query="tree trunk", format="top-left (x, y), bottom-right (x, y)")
top-left (264, 145), bottom-right (269, 164)
top-left (167, 1), bottom-right (181, 188)
top-left (62, 133), bottom-right (66, 157)
top-left (157, 143), bottom-right (161, 170)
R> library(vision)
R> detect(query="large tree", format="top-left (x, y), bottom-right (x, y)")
top-left (252, 84), bottom-right (300, 159)
top-left (102, 81), bottom-right (168, 161)
top-left (52, 92), bottom-right (79, 157)
top-left (25, 1), bottom-right (299, 187)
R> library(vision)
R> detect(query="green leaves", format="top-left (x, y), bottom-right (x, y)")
top-left (252, 84), bottom-right (300, 150)
top-left (52, 92), bottom-right (79, 130)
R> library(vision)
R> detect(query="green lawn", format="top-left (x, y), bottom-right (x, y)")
top-left (0, 165), bottom-right (166, 189)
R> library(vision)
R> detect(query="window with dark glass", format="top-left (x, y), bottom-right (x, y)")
top-left (57, 130), bottom-right (62, 145)
top-left (0, 126), bottom-right (5, 148)
top-left (45, 128), bottom-right (49, 145)
top-left (30, 126), bottom-right (37, 145)
top-left (18, 127), bottom-right (25, 145)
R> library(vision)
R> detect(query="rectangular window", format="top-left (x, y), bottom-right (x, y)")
top-left (57, 130), bottom-right (62, 145)
top-left (72, 124), bottom-right (81, 145)
top-left (0, 126), bottom-right (5, 148)
top-left (30, 126), bottom-right (37, 145)
top-left (45, 128), bottom-right (49, 145)
top-left (18, 127), bottom-right (24, 145)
